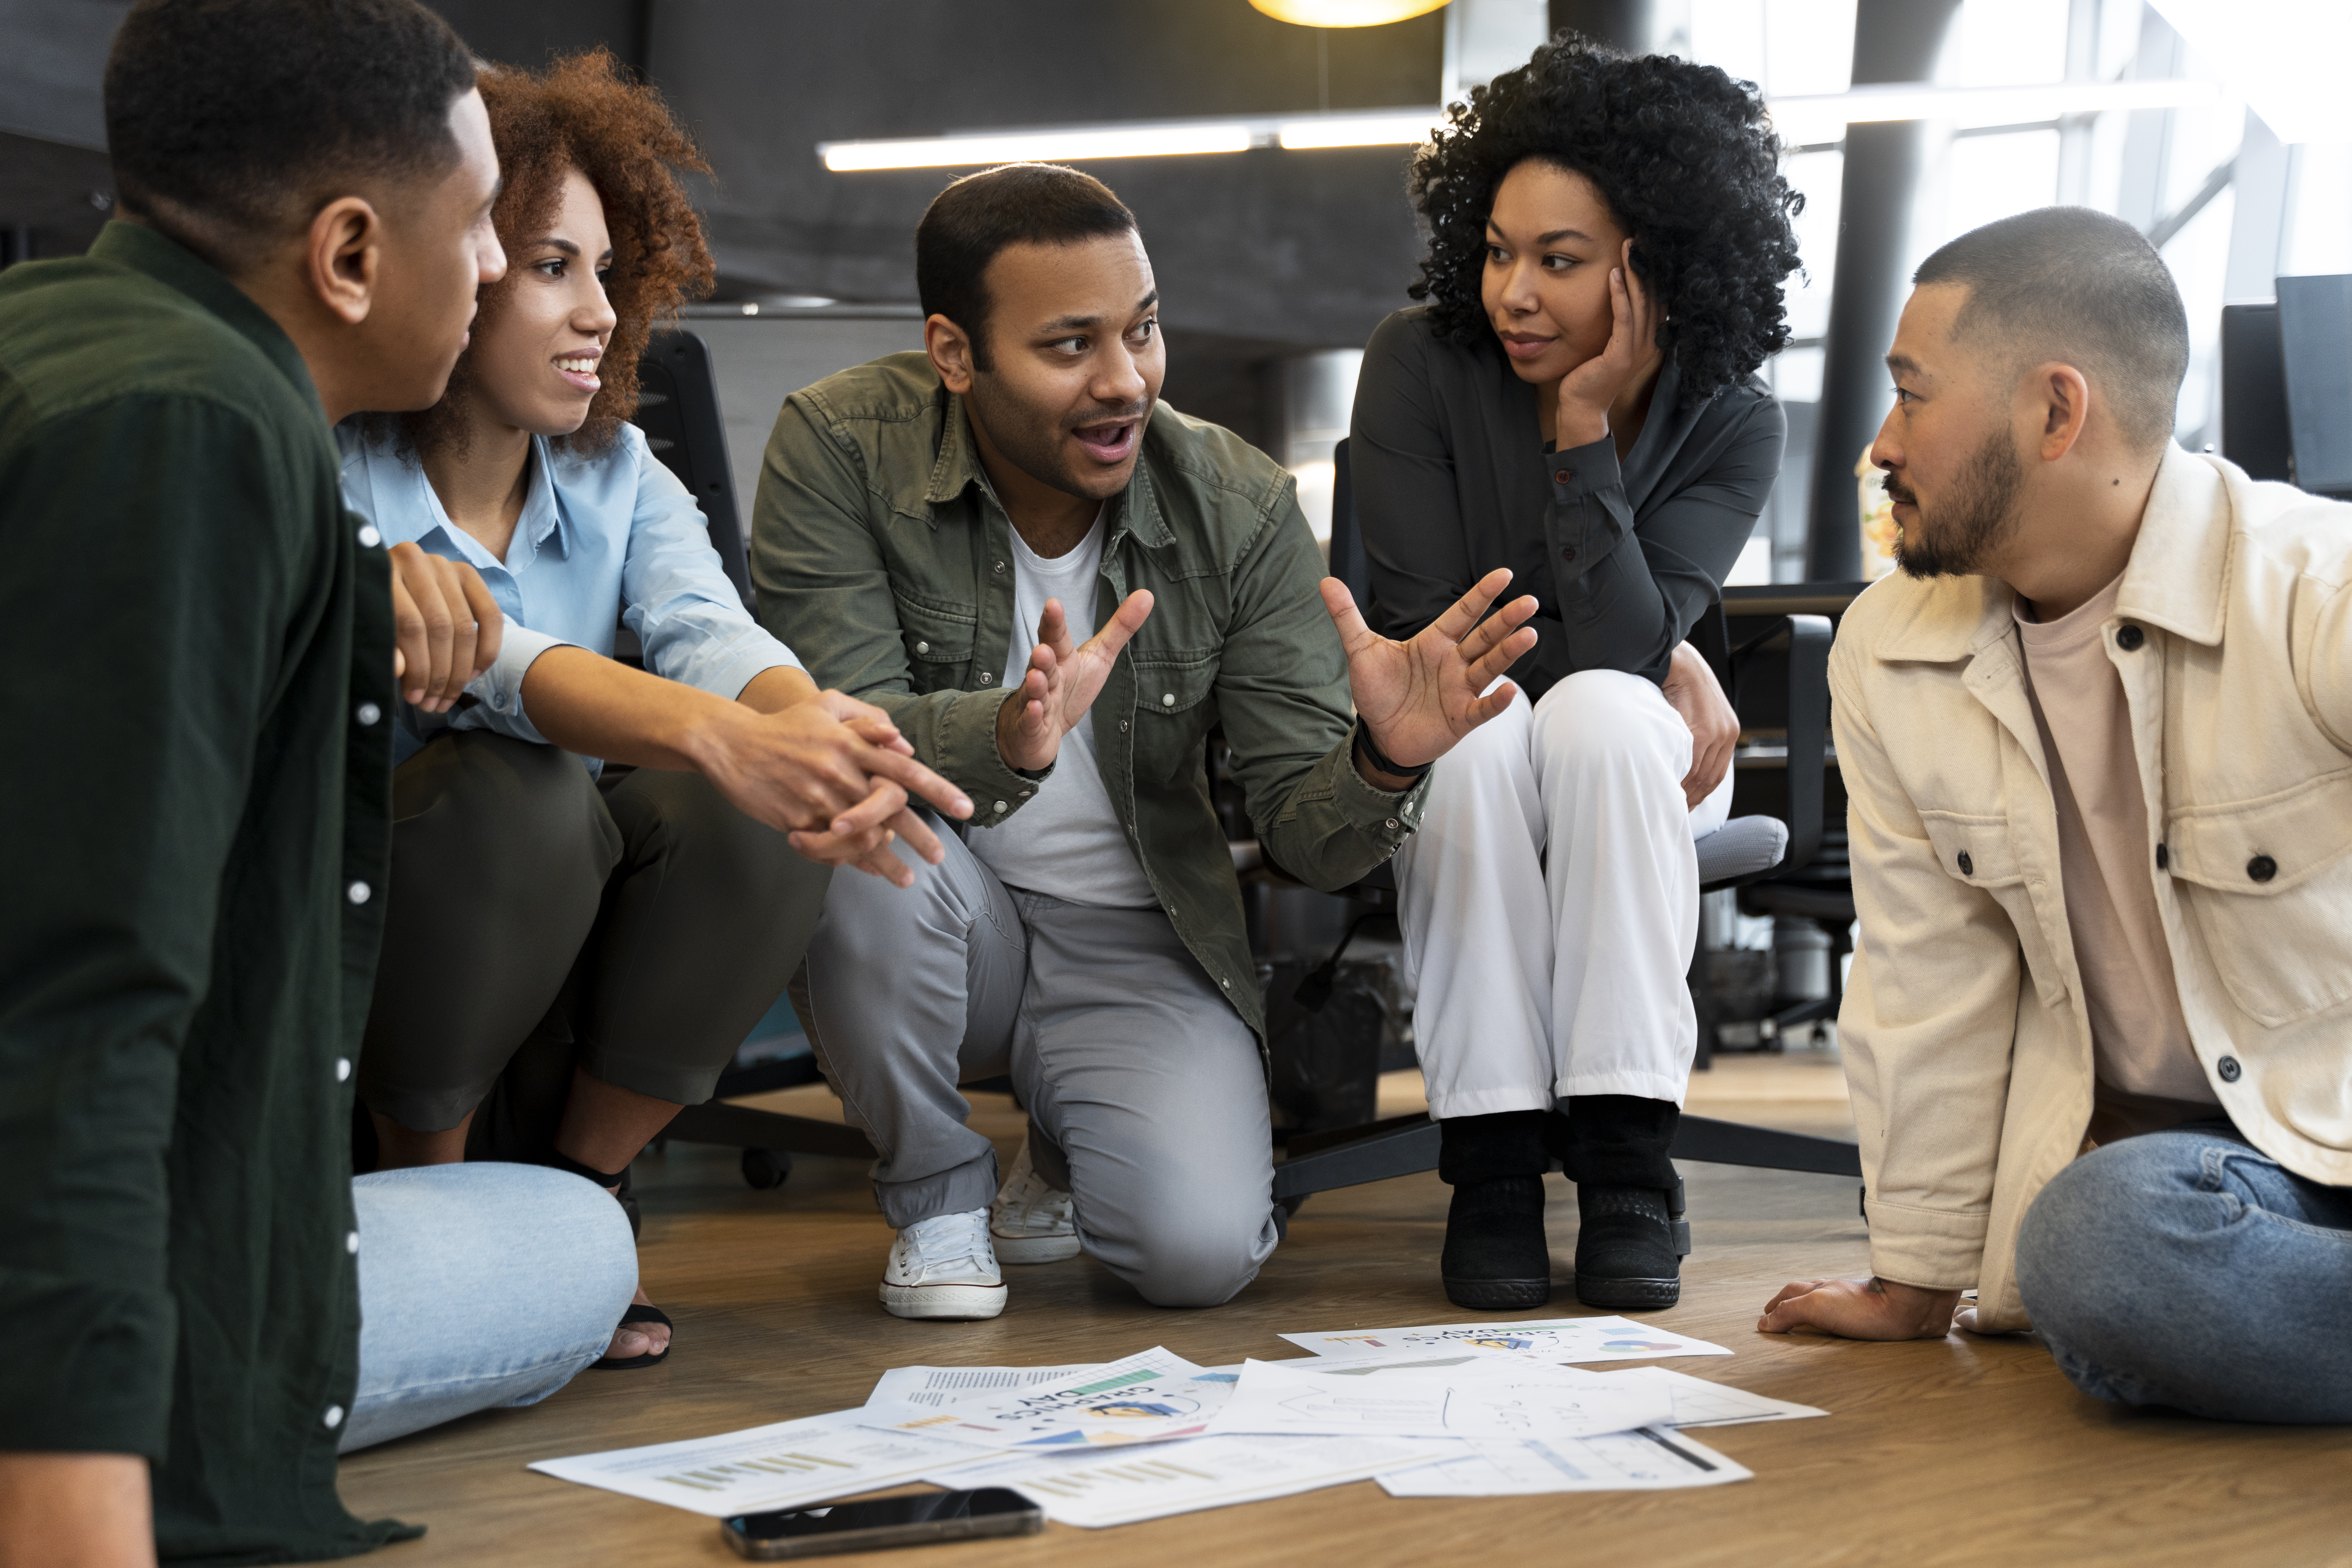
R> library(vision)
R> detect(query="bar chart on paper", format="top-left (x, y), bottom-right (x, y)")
top-left (529, 1411), bottom-right (999, 1518)
top-left (955, 1433), bottom-right (1459, 1528)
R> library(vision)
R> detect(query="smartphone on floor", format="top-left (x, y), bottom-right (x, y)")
top-left (719, 1489), bottom-right (1044, 1559)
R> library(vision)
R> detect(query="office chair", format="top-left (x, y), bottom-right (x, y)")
top-left (1256, 442), bottom-right (1860, 1224)
top-left (625, 325), bottom-right (882, 1185)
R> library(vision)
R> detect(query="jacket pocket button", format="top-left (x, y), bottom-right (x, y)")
top-left (2117, 624), bottom-right (2145, 651)
top-left (2155, 842), bottom-right (2169, 870)
top-left (2218, 1055), bottom-right (2242, 1082)
top-left (916, 640), bottom-right (930, 654)
top-left (2248, 854), bottom-right (2277, 883)
top-left (1957, 851), bottom-right (1974, 876)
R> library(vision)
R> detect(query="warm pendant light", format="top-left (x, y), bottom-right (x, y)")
top-left (1249, 0), bottom-right (1451, 26)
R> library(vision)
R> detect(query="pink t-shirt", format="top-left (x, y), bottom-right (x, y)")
top-left (2014, 572), bottom-right (2218, 1138)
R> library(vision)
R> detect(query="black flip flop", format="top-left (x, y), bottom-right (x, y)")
top-left (591, 1303), bottom-right (673, 1370)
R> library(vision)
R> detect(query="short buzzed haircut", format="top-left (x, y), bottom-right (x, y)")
top-left (915, 164), bottom-right (1137, 370)
top-left (1914, 207), bottom-right (2189, 450)
top-left (104, 0), bottom-right (477, 266)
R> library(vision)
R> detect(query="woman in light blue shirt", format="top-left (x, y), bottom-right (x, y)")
top-left (341, 53), bottom-right (968, 1370)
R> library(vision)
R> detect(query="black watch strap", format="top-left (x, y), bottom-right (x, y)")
top-left (1353, 716), bottom-right (1430, 782)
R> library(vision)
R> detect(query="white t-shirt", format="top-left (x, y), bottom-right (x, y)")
top-left (965, 510), bottom-right (1160, 910)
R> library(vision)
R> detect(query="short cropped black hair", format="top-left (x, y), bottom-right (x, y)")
top-left (915, 164), bottom-right (1137, 371)
top-left (105, 0), bottom-right (476, 264)
top-left (1408, 31), bottom-right (1801, 408)
top-left (1914, 207), bottom-right (2188, 450)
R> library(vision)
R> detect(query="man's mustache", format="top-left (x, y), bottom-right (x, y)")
top-left (1882, 472), bottom-right (1917, 507)
top-left (1067, 400), bottom-right (1152, 433)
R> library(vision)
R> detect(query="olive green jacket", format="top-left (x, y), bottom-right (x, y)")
top-left (751, 352), bottom-right (1428, 1040)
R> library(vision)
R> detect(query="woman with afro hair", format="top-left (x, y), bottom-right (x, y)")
top-left (340, 51), bottom-right (966, 1374)
top-left (1351, 33), bottom-right (1800, 1314)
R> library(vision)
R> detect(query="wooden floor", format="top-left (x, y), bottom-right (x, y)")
top-left (338, 1049), bottom-right (2352, 1567)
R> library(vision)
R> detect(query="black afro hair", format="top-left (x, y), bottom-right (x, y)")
top-left (1407, 31), bottom-right (1803, 408)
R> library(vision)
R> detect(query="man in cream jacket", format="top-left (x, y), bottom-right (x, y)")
top-left (1759, 207), bottom-right (2352, 1422)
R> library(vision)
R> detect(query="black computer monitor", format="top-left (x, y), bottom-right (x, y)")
top-left (2221, 275), bottom-right (2352, 498)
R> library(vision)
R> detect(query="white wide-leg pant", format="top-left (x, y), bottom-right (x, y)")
top-left (1396, 669), bottom-right (1733, 1121)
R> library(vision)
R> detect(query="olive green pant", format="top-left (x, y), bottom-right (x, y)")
top-left (359, 730), bottom-right (829, 1161)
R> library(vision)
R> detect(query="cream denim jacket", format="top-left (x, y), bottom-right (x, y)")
top-left (1833, 445), bottom-right (2352, 1330)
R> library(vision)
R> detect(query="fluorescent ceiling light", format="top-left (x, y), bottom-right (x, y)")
top-left (822, 122), bottom-right (1253, 172)
top-left (1248, 0), bottom-right (1449, 24)
top-left (824, 79), bottom-right (2230, 172)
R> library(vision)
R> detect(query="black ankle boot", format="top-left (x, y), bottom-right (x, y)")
top-left (1442, 1175), bottom-right (1551, 1309)
top-left (1572, 1178), bottom-right (1689, 1311)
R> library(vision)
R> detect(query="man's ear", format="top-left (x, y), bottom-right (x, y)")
top-left (2030, 362), bottom-right (2091, 463)
top-left (925, 313), bottom-right (976, 395)
top-left (306, 196), bottom-right (383, 327)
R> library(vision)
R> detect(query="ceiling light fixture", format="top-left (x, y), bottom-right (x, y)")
top-left (1247, 0), bottom-right (1450, 25)
top-left (822, 78), bottom-right (2228, 173)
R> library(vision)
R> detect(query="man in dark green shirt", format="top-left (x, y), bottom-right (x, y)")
top-left (0, 4), bottom-right (616, 1563)
top-left (755, 164), bottom-right (1538, 1319)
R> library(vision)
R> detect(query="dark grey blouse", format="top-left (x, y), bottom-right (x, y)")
top-left (1350, 306), bottom-right (1785, 699)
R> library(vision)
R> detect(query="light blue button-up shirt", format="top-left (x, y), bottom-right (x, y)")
top-left (338, 420), bottom-right (800, 769)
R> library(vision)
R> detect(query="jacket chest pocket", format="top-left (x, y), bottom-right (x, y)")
top-left (1918, 810), bottom-right (2069, 1009)
top-left (1129, 652), bottom-right (1219, 787)
top-left (894, 594), bottom-right (978, 696)
top-left (2166, 769), bottom-right (2352, 1027)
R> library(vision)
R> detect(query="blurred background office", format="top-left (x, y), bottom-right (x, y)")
top-left (9, 0), bottom-right (2349, 581)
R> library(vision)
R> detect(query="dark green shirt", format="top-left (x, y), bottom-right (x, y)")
top-left (752, 352), bottom-right (1428, 1042)
top-left (0, 223), bottom-right (408, 1563)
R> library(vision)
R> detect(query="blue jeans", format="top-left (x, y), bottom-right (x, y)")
top-left (2015, 1120), bottom-right (2352, 1423)
top-left (341, 1163), bottom-right (638, 1453)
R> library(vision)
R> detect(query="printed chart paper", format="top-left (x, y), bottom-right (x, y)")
top-left (863, 1364), bottom-right (1102, 1410)
top-left (948, 1433), bottom-right (1461, 1527)
top-left (1591, 1366), bottom-right (1828, 1429)
top-left (1206, 1356), bottom-right (1673, 1441)
top-left (528, 1410), bottom-right (1000, 1518)
top-left (1281, 1315), bottom-right (1732, 1364)
top-left (858, 1347), bottom-right (1239, 1449)
top-left (1376, 1426), bottom-right (1753, 1496)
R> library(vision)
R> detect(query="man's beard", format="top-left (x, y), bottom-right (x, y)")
top-left (965, 376), bottom-right (1152, 501)
top-left (1888, 429), bottom-right (2024, 579)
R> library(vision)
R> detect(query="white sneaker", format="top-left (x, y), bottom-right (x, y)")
top-left (991, 1139), bottom-right (1081, 1263)
top-left (880, 1208), bottom-right (1006, 1320)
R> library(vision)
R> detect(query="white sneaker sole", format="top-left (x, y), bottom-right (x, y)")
top-left (992, 1229), bottom-right (1081, 1264)
top-left (879, 1280), bottom-right (1008, 1320)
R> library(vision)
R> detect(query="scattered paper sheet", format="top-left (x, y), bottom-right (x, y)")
top-left (1281, 1316), bottom-right (1732, 1363)
top-left (863, 1364), bottom-right (1102, 1410)
top-left (1376, 1426), bottom-right (1753, 1496)
top-left (938, 1433), bottom-right (1462, 1527)
top-left (528, 1410), bottom-right (1001, 1518)
top-left (857, 1347), bottom-right (1239, 1449)
top-left (1589, 1366), bottom-right (1827, 1428)
top-left (1205, 1355), bottom-right (1673, 1441)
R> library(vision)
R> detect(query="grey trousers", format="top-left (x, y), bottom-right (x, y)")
top-left (800, 831), bottom-right (1279, 1308)
top-left (361, 731), bottom-right (831, 1152)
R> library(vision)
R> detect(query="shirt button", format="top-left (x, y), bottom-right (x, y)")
top-left (335, 1057), bottom-right (351, 1082)
top-left (1120, 719), bottom-right (1130, 732)
top-left (355, 702), bottom-right (381, 727)
top-left (2218, 1055), bottom-right (2242, 1082)
top-left (2155, 843), bottom-right (2169, 870)
top-left (993, 800), bottom-right (1008, 813)
top-left (1386, 818), bottom-right (1400, 829)
top-left (1162, 693), bottom-right (1175, 707)
top-left (346, 1230), bottom-right (360, 1255)
top-left (2117, 624), bottom-right (2145, 651)
top-left (1554, 468), bottom-right (1572, 483)
top-left (1220, 977), bottom-right (1231, 989)
top-left (323, 1404), bottom-right (345, 1430)
top-left (993, 560), bottom-right (1007, 574)
top-left (979, 672), bottom-right (995, 685)
top-left (1560, 547), bottom-right (1577, 563)
top-left (356, 525), bottom-right (381, 549)
top-left (916, 641), bottom-right (930, 654)
top-left (346, 880), bottom-right (372, 905)
top-left (1957, 851), bottom-right (1974, 876)
top-left (2248, 854), bottom-right (2277, 883)
top-left (1019, 788), bottom-right (1033, 797)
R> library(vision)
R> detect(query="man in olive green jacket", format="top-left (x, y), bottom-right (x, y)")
top-left (753, 164), bottom-right (1535, 1317)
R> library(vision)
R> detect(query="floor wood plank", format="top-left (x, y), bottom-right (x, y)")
top-left (336, 1060), bottom-right (2352, 1566)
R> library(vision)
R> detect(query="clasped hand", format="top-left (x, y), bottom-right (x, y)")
top-left (387, 540), bottom-right (503, 711)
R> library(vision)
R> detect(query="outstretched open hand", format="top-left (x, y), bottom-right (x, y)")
top-left (1322, 566), bottom-right (1539, 776)
top-left (996, 590), bottom-right (1155, 773)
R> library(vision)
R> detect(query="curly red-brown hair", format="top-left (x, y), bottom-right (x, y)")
top-left (405, 47), bottom-right (714, 459)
